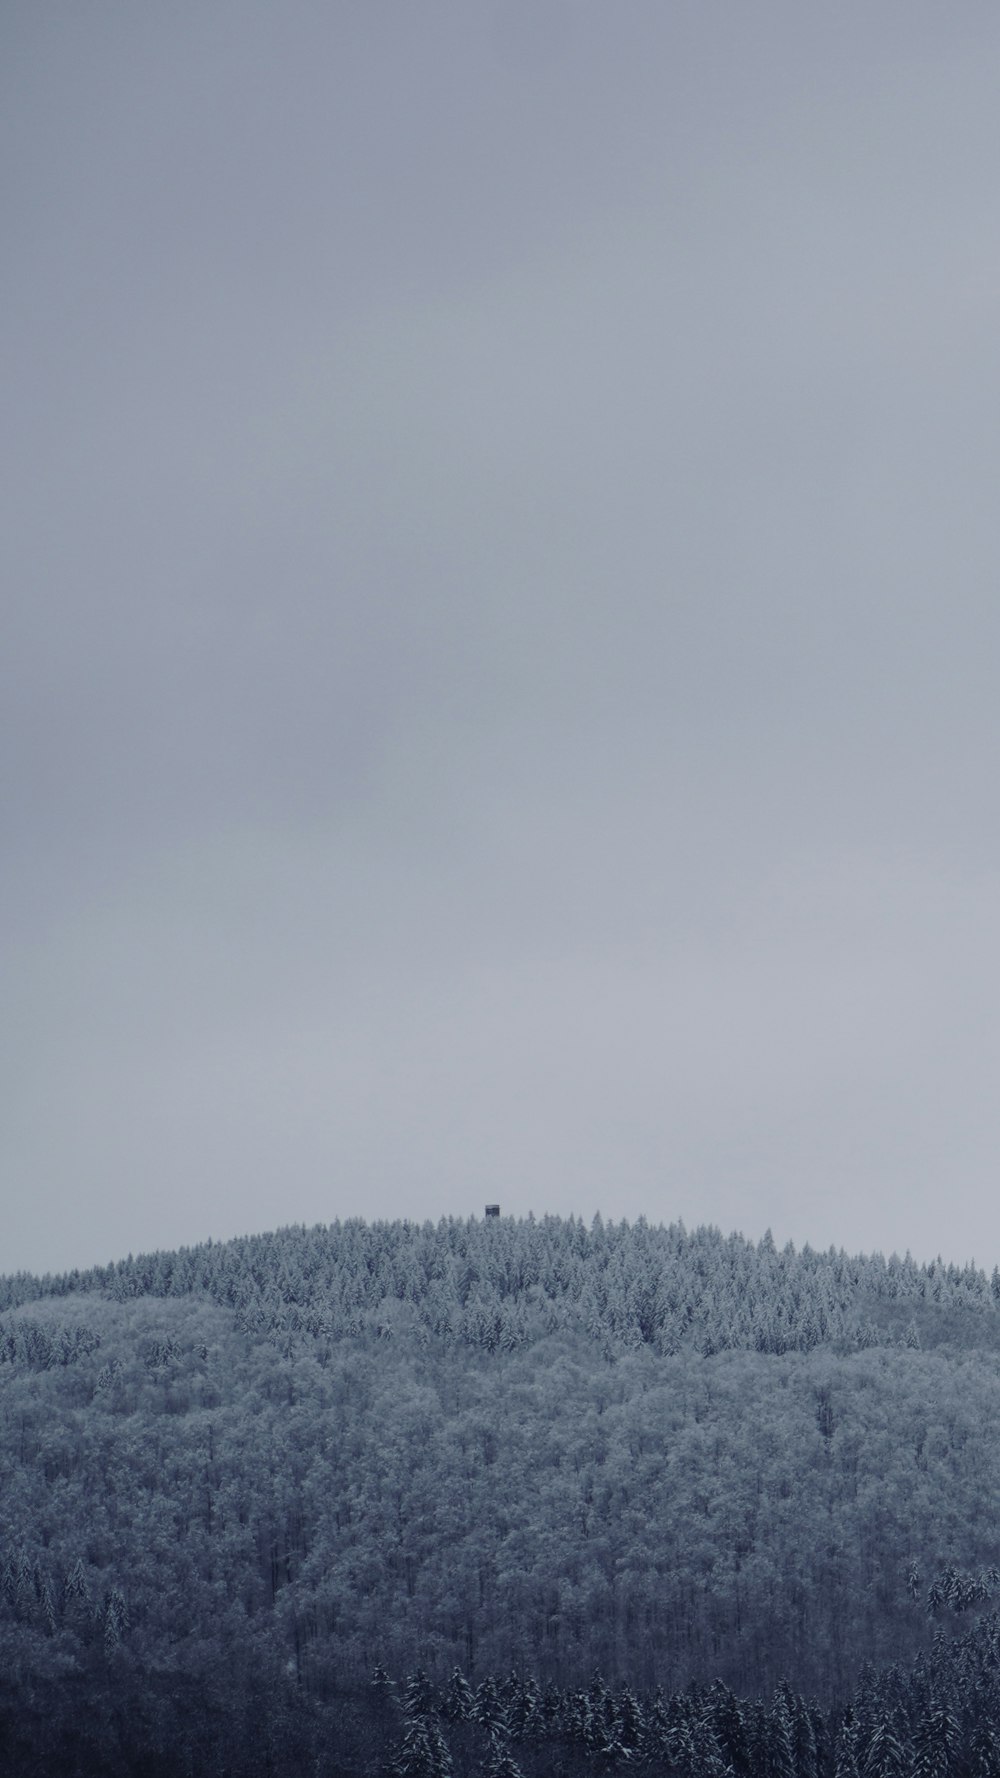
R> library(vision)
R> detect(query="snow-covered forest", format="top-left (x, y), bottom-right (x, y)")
top-left (2, 1214), bottom-right (999, 1774)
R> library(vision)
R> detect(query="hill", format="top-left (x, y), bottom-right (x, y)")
top-left (1, 1215), bottom-right (999, 1774)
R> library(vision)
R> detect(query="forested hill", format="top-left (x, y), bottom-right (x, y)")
top-left (5, 1213), bottom-right (999, 1355)
top-left (2, 1215), bottom-right (1000, 1776)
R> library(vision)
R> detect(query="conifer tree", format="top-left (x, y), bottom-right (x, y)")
top-left (617, 1685), bottom-right (645, 1752)
top-left (912, 1694), bottom-right (961, 1778)
top-left (392, 1715), bottom-right (453, 1778)
top-left (969, 1716), bottom-right (1000, 1778)
top-left (443, 1666), bottom-right (475, 1723)
top-left (483, 1743), bottom-right (524, 1778)
top-left (62, 1555), bottom-right (89, 1610)
top-left (704, 1680), bottom-right (751, 1778)
top-left (403, 1668), bottom-right (438, 1721)
top-left (834, 1710), bottom-right (862, 1778)
top-left (790, 1693), bottom-right (819, 1778)
top-left (372, 1663), bottom-right (397, 1703)
top-left (767, 1689), bottom-right (796, 1778)
top-left (102, 1586), bottom-right (128, 1656)
top-left (862, 1710), bottom-right (907, 1778)
top-left (507, 1674), bottom-right (542, 1741)
top-left (639, 1687), bottom-right (673, 1768)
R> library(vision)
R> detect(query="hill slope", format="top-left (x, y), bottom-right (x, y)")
top-left (2, 1215), bottom-right (999, 1773)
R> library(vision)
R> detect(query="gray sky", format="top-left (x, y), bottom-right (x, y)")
top-left (5, 3), bottom-right (1000, 1277)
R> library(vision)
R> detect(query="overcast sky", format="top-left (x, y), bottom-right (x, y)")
top-left (4, 3), bottom-right (1000, 1277)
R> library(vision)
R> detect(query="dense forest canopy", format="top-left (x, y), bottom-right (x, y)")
top-left (2, 1214), bottom-right (999, 1775)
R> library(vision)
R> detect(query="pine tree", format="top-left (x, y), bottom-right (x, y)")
top-left (392, 1715), bottom-right (453, 1778)
top-left (807, 1703), bottom-right (831, 1778)
top-left (592, 1726), bottom-right (631, 1773)
top-left (403, 1668), bottom-right (437, 1721)
top-left (62, 1556), bottom-right (89, 1611)
top-left (912, 1694), bottom-right (961, 1778)
top-left (540, 1682), bottom-right (563, 1736)
top-left (691, 1721), bottom-right (732, 1778)
top-left (483, 1743), bottom-right (524, 1778)
top-left (744, 1701), bottom-right (771, 1778)
top-left (616, 1686), bottom-right (645, 1752)
top-left (562, 1690), bottom-right (591, 1748)
top-left (862, 1710), bottom-right (907, 1778)
top-left (969, 1716), bottom-right (1000, 1778)
top-left (507, 1674), bottom-right (541, 1741)
top-left (704, 1681), bottom-right (750, 1778)
top-left (790, 1694), bottom-right (818, 1778)
top-left (14, 1548), bottom-right (32, 1611)
top-left (443, 1667), bottom-right (475, 1723)
top-left (767, 1688), bottom-right (796, 1778)
top-left (103, 1586), bottom-right (128, 1656)
top-left (372, 1663), bottom-right (397, 1704)
top-left (474, 1676), bottom-right (509, 1741)
top-left (834, 1710), bottom-right (862, 1778)
top-left (668, 1721), bottom-right (700, 1772)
